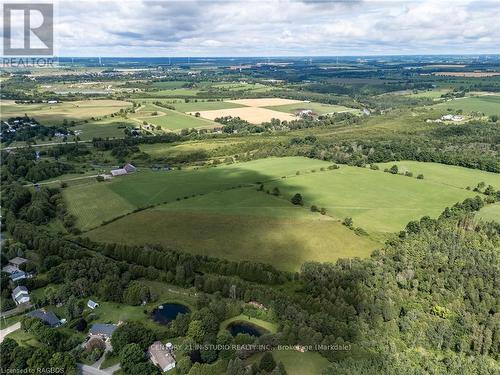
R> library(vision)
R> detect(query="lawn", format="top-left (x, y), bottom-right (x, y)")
top-left (83, 281), bottom-right (196, 330)
top-left (273, 350), bottom-right (331, 375)
top-left (220, 314), bottom-right (278, 334)
top-left (86, 188), bottom-right (377, 271)
top-left (0, 99), bottom-right (132, 125)
top-left (264, 102), bottom-right (361, 115)
top-left (433, 94), bottom-right (500, 116)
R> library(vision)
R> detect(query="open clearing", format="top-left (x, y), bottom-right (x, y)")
top-left (433, 95), bottom-right (500, 115)
top-left (64, 157), bottom-right (330, 230)
top-left (64, 157), bottom-right (499, 270)
top-left (86, 188), bottom-right (377, 272)
top-left (376, 161), bottom-right (500, 190)
top-left (0, 99), bottom-right (132, 124)
top-left (264, 102), bottom-right (361, 115)
top-left (65, 157), bottom-right (496, 234)
top-left (131, 103), bottom-right (218, 130)
top-left (477, 203), bottom-right (500, 224)
top-left (189, 106), bottom-right (297, 124)
top-left (433, 72), bottom-right (500, 77)
top-left (226, 98), bottom-right (303, 107)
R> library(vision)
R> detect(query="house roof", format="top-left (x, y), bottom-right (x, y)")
top-left (27, 310), bottom-right (60, 327)
top-left (10, 270), bottom-right (26, 280)
top-left (111, 168), bottom-right (127, 176)
top-left (12, 285), bottom-right (28, 295)
top-left (2, 264), bottom-right (19, 274)
top-left (89, 323), bottom-right (117, 337)
top-left (149, 341), bottom-right (176, 370)
top-left (9, 257), bottom-right (27, 266)
top-left (87, 300), bottom-right (99, 308)
top-left (123, 163), bottom-right (136, 173)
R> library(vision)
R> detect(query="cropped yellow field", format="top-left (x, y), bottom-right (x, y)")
top-left (0, 99), bottom-right (132, 124)
top-left (189, 106), bottom-right (296, 124)
top-left (226, 98), bottom-right (304, 107)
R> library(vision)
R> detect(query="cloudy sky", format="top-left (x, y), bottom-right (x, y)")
top-left (51, 0), bottom-right (500, 56)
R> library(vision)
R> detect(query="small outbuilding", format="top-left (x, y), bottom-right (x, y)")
top-left (87, 300), bottom-right (99, 309)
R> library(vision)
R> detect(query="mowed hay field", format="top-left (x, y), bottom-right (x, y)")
top-left (131, 103), bottom-right (218, 130)
top-left (188, 98), bottom-right (304, 124)
top-left (64, 157), bottom-right (330, 230)
top-left (376, 161), bottom-right (500, 190)
top-left (0, 99), bottom-right (132, 124)
top-left (433, 94), bottom-right (500, 116)
top-left (264, 102), bottom-right (361, 115)
top-left (86, 188), bottom-right (377, 271)
top-left (66, 157), bottom-right (499, 233)
top-left (190, 106), bottom-right (296, 124)
top-left (477, 203), bottom-right (500, 224)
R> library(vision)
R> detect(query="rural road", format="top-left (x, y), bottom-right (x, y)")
top-left (0, 322), bottom-right (21, 343)
top-left (3, 140), bottom-right (91, 150)
top-left (24, 174), bottom-right (99, 187)
top-left (78, 363), bottom-right (120, 375)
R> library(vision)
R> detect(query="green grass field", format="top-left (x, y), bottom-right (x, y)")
top-left (0, 99), bottom-right (132, 125)
top-left (265, 102), bottom-right (360, 115)
top-left (72, 117), bottom-right (133, 140)
top-left (86, 188), bottom-right (377, 271)
top-left (433, 94), bottom-right (500, 115)
top-left (139, 139), bottom-right (245, 158)
top-left (273, 350), bottom-right (331, 375)
top-left (64, 157), bottom-right (331, 230)
top-left (67, 157), bottom-right (495, 235)
top-left (477, 203), bottom-right (500, 224)
top-left (64, 157), bottom-right (500, 270)
top-left (172, 100), bottom-right (246, 112)
top-left (133, 104), bottom-right (218, 130)
top-left (376, 161), bottom-right (500, 190)
top-left (220, 314), bottom-right (278, 334)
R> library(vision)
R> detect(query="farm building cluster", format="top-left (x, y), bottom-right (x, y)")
top-left (106, 163), bottom-right (137, 178)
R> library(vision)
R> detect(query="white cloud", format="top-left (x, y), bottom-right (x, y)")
top-left (52, 0), bottom-right (500, 56)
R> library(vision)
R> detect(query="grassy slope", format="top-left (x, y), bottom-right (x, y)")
top-left (133, 104), bottom-right (218, 130)
top-left (173, 101), bottom-right (246, 112)
top-left (273, 350), bottom-right (331, 375)
top-left (65, 157), bottom-right (330, 230)
top-left (477, 203), bottom-right (500, 223)
top-left (72, 117), bottom-right (133, 140)
top-left (433, 95), bottom-right (500, 116)
top-left (220, 314), bottom-right (278, 334)
top-left (0, 99), bottom-right (132, 125)
top-left (86, 188), bottom-right (376, 271)
top-left (266, 165), bottom-right (478, 233)
top-left (376, 161), bottom-right (500, 190)
top-left (265, 102), bottom-right (360, 115)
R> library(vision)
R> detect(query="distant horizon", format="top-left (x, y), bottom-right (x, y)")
top-left (53, 54), bottom-right (500, 59)
top-left (14, 0), bottom-right (498, 57)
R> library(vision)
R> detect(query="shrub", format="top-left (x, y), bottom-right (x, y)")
top-left (291, 193), bottom-right (303, 206)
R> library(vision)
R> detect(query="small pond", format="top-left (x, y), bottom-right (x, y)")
top-left (227, 321), bottom-right (268, 337)
top-left (151, 303), bottom-right (190, 325)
